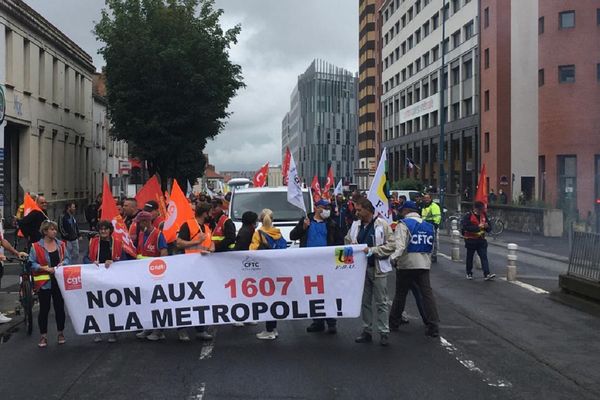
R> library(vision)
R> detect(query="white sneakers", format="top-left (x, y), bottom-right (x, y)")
top-left (256, 329), bottom-right (279, 340)
top-left (146, 330), bottom-right (166, 341)
top-left (0, 312), bottom-right (12, 324)
top-left (178, 330), bottom-right (191, 342)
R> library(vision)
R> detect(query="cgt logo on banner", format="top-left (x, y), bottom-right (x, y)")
top-left (63, 266), bottom-right (82, 290)
top-left (149, 259), bottom-right (167, 278)
top-left (53, 246), bottom-right (368, 335)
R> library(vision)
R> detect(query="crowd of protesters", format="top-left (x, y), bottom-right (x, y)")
top-left (4, 185), bottom-right (496, 349)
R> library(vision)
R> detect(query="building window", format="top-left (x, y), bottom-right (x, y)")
top-left (52, 58), bottom-right (59, 103)
top-left (539, 69), bottom-right (545, 87)
top-left (452, 0), bottom-right (460, 14)
top-left (432, 12), bottom-right (439, 29)
top-left (432, 77), bottom-right (438, 94)
top-left (464, 59), bottom-right (473, 80)
top-left (432, 45), bottom-right (439, 61)
top-left (423, 21), bottom-right (430, 37)
top-left (5, 29), bottom-right (13, 85)
top-left (452, 102), bottom-right (460, 120)
top-left (597, 9), bottom-right (600, 25)
top-left (39, 49), bottom-right (46, 98)
top-left (538, 17), bottom-right (544, 34)
top-left (443, 38), bottom-right (449, 54)
top-left (557, 155), bottom-right (577, 208)
top-left (484, 48), bottom-right (490, 69)
top-left (558, 65), bottom-right (575, 83)
top-left (484, 7), bottom-right (489, 28)
top-left (431, 111), bottom-right (438, 127)
top-left (464, 21), bottom-right (474, 40)
top-left (597, 64), bottom-right (600, 81)
top-left (484, 90), bottom-right (490, 111)
top-left (452, 65), bottom-right (460, 85)
top-left (452, 30), bottom-right (461, 48)
top-left (416, 28), bottom-right (421, 43)
top-left (423, 81), bottom-right (429, 97)
top-left (423, 53), bottom-right (430, 66)
top-left (484, 132), bottom-right (490, 153)
top-left (23, 39), bottom-right (30, 93)
top-left (559, 11), bottom-right (575, 29)
top-left (463, 97), bottom-right (473, 117)
top-left (415, 59), bottom-right (421, 72)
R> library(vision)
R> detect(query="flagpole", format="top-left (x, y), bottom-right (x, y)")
top-left (439, 0), bottom-right (448, 209)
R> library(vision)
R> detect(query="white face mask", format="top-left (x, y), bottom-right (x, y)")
top-left (321, 210), bottom-right (331, 219)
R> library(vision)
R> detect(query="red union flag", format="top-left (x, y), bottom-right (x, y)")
top-left (162, 180), bottom-right (194, 243)
top-left (322, 166), bottom-right (334, 200)
top-left (311, 175), bottom-right (322, 203)
top-left (135, 175), bottom-right (161, 208)
top-left (475, 163), bottom-right (488, 208)
top-left (101, 177), bottom-right (137, 257)
top-left (253, 162), bottom-right (269, 188)
top-left (282, 147), bottom-right (291, 185)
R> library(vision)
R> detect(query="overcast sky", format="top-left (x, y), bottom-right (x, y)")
top-left (26, 0), bottom-right (358, 172)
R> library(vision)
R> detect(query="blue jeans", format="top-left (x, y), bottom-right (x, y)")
top-left (466, 242), bottom-right (490, 276)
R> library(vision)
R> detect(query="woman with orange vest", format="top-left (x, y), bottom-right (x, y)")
top-left (175, 201), bottom-right (214, 342)
top-left (29, 220), bottom-right (70, 348)
top-left (87, 220), bottom-right (127, 344)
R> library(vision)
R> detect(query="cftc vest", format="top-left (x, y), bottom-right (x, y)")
top-left (402, 218), bottom-right (435, 253)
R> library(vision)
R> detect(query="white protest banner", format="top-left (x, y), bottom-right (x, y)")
top-left (55, 246), bottom-right (367, 335)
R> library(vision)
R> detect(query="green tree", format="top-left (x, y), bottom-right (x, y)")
top-left (95, 0), bottom-right (244, 188)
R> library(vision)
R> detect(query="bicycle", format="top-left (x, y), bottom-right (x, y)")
top-left (489, 216), bottom-right (505, 236)
top-left (11, 257), bottom-right (35, 335)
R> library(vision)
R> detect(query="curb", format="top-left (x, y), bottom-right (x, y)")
top-left (439, 234), bottom-right (569, 263)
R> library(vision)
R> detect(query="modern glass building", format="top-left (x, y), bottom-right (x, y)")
top-left (282, 59), bottom-right (358, 185)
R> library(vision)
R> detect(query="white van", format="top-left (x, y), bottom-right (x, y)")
top-left (228, 186), bottom-right (313, 247)
top-left (389, 190), bottom-right (421, 201)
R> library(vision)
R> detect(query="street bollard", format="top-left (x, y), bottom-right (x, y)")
top-left (451, 229), bottom-right (461, 261)
top-left (506, 243), bottom-right (518, 281)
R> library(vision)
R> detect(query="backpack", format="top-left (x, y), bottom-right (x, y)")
top-left (259, 231), bottom-right (288, 250)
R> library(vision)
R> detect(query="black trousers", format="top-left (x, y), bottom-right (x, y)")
top-left (390, 271), bottom-right (428, 326)
top-left (390, 269), bottom-right (439, 329)
top-left (266, 321), bottom-right (277, 332)
top-left (310, 318), bottom-right (337, 327)
top-left (38, 278), bottom-right (66, 335)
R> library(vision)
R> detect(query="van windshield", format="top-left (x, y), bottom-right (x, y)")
top-left (230, 191), bottom-right (311, 222)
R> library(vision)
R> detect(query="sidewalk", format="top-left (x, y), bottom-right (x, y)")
top-left (486, 230), bottom-right (569, 263)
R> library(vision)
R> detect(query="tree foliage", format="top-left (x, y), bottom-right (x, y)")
top-left (95, 0), bottom-right (244, 186)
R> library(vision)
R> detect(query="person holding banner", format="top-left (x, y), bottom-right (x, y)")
top-left (87, 220), bottom-right (126, 343)
top-left (290, 199), bottom-right (341, 334)
top-left (346, 197), bottom-right (396, 346)
top-left (175, 201), bottom-right (215, 341)
top-left (251, 209), bottom-right (284, 340)
top-left (132, 211), bottom-right (168, 259)
top-left (29, 220), bottom-right (70, 348)
top-left (233, 211), bottom-right (258, 251)
top-left (210, 198), bottom-right (236, 252)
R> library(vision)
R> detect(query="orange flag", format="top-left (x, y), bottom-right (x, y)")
top-left (101, 177), bottom-right (137, 257)
top-left (135, 175), bottom-right (162, 208)
top-left (24, 193), bottom-right (42, 216)
top-left (474, 164), bottom-right (488, 207)
top-left (162, 180), bottom-right (194, 243)
top-left (311, 175), bottom-right (322, 203)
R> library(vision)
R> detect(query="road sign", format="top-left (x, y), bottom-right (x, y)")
top-left (119, 160), bottom-right (132, 175)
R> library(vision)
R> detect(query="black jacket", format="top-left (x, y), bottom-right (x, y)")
top-left (234, 225), bottom-right (255, 251)
top-left (461, 211), bottom-right (492, 247)
top-left (290, 213), bottom-right (340, 248)
top-left (18, 209), bottom-right (46, 245)
top-left (59, 213), bottom-right (80, 241)
top-left (210, 213), bottom-right (237, 252)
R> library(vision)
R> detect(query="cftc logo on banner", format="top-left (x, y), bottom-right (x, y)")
top-left (334, 247), bottom-right (355, 269)
top-left (242, 256), bottom-right (261, 271)
top-left (63, 266), bottom-right (82, 290)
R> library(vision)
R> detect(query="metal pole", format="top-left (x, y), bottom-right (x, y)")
top-left (439, 0), bottom-right (447, 209)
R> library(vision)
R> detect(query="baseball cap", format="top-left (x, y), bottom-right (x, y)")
top-left (315, 199), bottom-right (331, 207)
top-left (400, 201), bottom-right (420, 211)
top-left (143, 200), bottom-right (159, 212)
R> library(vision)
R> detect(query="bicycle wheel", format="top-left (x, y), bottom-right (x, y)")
top-left (20, 279), bottom-right (34, 335)
top-left (491, 219), bottom-right (505, 236)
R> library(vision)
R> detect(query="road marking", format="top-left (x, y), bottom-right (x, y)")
top-left (499, 278), bottom-right (549, 294)
top-left (187, 382), bottom-right (206, 400)
top-left (438, 252), bottom-right (452, 260)
top-left (439, 337), bottom-right (512, 388)
top-left (199, 329), bottom-right (216, 360)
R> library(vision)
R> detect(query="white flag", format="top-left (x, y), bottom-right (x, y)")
top-left (286, 153), bottom-right (306, 213)
top-left (205, 183), bottom-right (216, 197)
top-left (187, 180), bottom-right (193, 196)
top-left (367, 148), bottom-right (391, 223)
top-left (333, 179), bottom-right (343, 196)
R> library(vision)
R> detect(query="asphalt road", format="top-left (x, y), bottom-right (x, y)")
top-left (1, 242), bottom-right (599, 400)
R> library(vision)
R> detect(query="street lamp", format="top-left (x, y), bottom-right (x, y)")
top-left (439, 0), bottom-right (448, 208)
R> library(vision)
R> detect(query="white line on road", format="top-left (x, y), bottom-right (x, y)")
top-left (439, 337), bottom-right (512, 388)
top-left (187, 382), bottom-right (206, 400)
top-left (199, 329), bottom-right (217, 360)
top-left (499, 278), bottom-right (549, 294)
top-left (438, 252), bottom-right (453, 261)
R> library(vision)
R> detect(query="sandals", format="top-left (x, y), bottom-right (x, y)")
top-left (57, 333), bottom-right (66, 345)
top-left (38, 336), bottom-right (48, 348)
